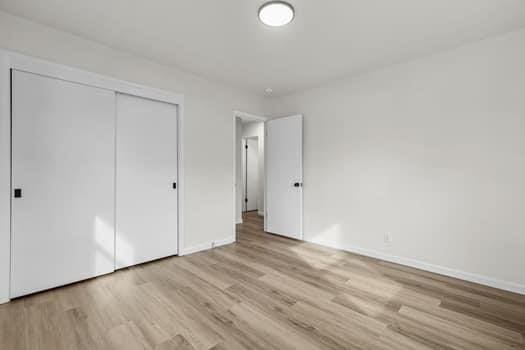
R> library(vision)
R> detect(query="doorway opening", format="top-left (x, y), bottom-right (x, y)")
top-left (233, 111), bottom-right (267, 230)
top-left (233, 111), bottom-right (303, 243)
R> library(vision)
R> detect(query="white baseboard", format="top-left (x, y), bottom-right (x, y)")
top-left (306, 237), bottom-right (525, 295)
top-left (258, 211), bottom-right (264, 217)
top-left (180, 236), bottom-right (236, 256)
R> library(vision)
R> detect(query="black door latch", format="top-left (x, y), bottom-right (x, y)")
top-left (14, 188), bottom-right (22, 198)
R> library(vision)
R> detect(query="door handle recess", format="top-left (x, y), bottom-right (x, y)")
top-left (14, 188), bottom-right (22, 198)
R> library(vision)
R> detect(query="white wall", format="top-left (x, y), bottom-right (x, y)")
top-left (242, 122), bottom-right (265, 215)
top-left (0, 11), bottom-right (265, 302)
top-left (269, 28), bottom-right (525, 293)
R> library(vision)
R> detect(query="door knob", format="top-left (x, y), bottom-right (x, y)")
top-left (293, 182), bottom-right (303, 187)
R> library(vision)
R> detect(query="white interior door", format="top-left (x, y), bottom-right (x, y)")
top-left (243, 138), bottom-right (259, 212)
top-left (265, 115), bottom-right (303, 239)
top-left (11, 70), bottom-right (116, 298)
top-left (116, 93), bottom-right (178, 269)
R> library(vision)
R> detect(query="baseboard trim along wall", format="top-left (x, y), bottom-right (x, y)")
top-left (180, 236), bottom-right (236, 256)
top-left (306, 237), bottom-right (525, 296)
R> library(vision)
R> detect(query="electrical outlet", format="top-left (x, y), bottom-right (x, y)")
top-left (384, 232), bottom-right (392, 244)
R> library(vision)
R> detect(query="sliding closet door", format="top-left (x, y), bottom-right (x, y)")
top-left (116, 94), bottom-right (178, 269)
top-left (11, 70), bottom-right (115, 298)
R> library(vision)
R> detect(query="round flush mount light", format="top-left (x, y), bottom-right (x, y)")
top-left (258, 1), bottom-right (295, 27)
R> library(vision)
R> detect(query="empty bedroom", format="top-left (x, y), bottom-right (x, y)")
top-left (0, 1), bottom-right (524, 349)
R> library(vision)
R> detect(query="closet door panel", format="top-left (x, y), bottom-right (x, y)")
top-left (116, 93), bottom-right (178, 269)
top-left (11, 70), bottom-right (115, 298)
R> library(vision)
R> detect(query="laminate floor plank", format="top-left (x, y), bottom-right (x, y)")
top-left (1, 211), bottom-right (524, 349)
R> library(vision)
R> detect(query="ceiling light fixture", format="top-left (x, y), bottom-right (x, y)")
top-left (258, 1), bottom-right (295, 27)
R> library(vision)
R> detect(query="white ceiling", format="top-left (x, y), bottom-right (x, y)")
top-left (1, 0), bottom-right (525, 96)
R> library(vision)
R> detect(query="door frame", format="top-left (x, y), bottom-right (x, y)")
top-left (0, 49), bottom-right (185, 304)
top-left (232, 111), bottom-right (266, 235)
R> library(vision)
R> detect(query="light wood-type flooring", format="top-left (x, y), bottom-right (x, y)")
top-left (1, 211), bottom-right (524, 349)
